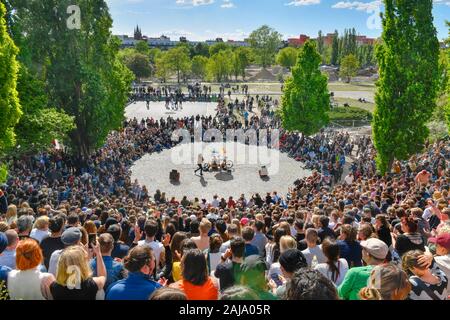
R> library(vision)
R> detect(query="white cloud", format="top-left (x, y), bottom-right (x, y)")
top-left (332, 0), bottom-right (450, 12)
top-left (176, 0), bottom-right (215, 6)
top-left (332, 1), bottom-right (381, 11)
top-left (285, 0), bottom-right (321, 6)
top-left (221, 0), bottom-right (236, 8)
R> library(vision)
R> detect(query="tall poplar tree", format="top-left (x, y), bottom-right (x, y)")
top-left (373, 0), bottom-right (440, 173)
top-left (280, 40), bottom-right (330, 135)
top-left (0, 1), bottom-right (21, 181)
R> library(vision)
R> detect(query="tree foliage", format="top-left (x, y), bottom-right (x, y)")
top-left (331, 30), bottom-right (339, 66)
top-left (276, 47), bottom-right (298, 70)
top-left (11, 0), bottom-right (133, 158)
top-left (373, 0), bottom-right (440, 174)
top-left (118, 49), bottom-right (151, 81)
top-left (0, 1), bottom-right (21, 181)
top-left (280, 40), bottom-right (330, 135)
top-left (340, 54), bottom-right (360, 83)
top-left (248, 25), bottom-right (282, 68)
top-left (207, 50), bottom-right (232, 82)
top-left (15, 67), bottom-right (75, 153)
top-left (191, 55), bottom-right (208, 80)
top-left (166, 46), bottom-right (191, 83)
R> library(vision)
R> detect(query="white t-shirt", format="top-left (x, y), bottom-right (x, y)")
top-left (49, 249), bottom-right (63, 276)
top-left (314, 258), bottom-right (349, 286)
top-left (8, 268), bottom-right (52, 300)
top-left (30, 229), bottom-right (51, 243)
top-left (301, 245), bottom-right (327, 267)
top-left (211, 199), bottom-right (220, 208)
top-left (138, 239), bottom-right (164, 269)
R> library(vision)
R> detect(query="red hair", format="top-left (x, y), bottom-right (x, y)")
top-left (16, 239), bottom-right (43, 270)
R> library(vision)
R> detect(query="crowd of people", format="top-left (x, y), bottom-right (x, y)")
top-left (0, 88), bottom-right (449, 300)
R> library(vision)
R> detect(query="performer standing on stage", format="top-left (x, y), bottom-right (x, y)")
top-left (195, 153), bottom-right (204, 176)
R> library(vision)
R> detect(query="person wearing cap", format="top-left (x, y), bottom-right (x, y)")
top-left (0, 232), bottom-right (12, 284)
top-left (268, 249), bottom-right (307, 298)
top-left (428, 233), bottom-right (450, 291)
top-left (338, 238), bottom-right (389, 300)
top-left (48, 227), bottom-right (83, 276)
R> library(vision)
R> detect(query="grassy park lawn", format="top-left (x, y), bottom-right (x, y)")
top-left (334, 97), bottom-right (375, 113)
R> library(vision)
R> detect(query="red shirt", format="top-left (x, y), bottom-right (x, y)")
top-left (171, 277), bottom-right (218, 300)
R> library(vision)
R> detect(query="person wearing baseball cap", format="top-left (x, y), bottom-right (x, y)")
top-left (48, 227), bottom-right (82, 275)
top-left (338, 238), bottom-right (389, 300)
top-left (429, 233), bottom-right (450, 289)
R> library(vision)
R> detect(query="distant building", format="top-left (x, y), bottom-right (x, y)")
top-left (147, 35), bottom-right (176, 49)
top-left (227, 40), bottom-right (250, 47)
top-left (355, 35), bottom-right (376, 45)
top-left (116, 29), bottom-right (247, 50)
top-left (116, 35), bottom-right (138, 48)
top-left (134, 25), bottom-right (143, 41)
top-left (287, 34), bottom-right (310, 47)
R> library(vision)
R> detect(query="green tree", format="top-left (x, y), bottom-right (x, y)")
top-left (331, 30), bottom-right (339, 66)
top-left (276, 47), bottom-right (298, 70)
top-left (279, 40), bottom-right (330, 135)
top-left (166, 46), bottom-right (191, 83)
top-left (135, 40), bottom-right (150, 55)
top-left (12, 0), bottom-right (133, 158)
top-left (14, 66), bottom-right (75, 153)
top-left (0, 1), bottom-right (21, 181)
top-left (191, 55), bottom-right (208, 80)
top-left (317, 30), bottom-right (325, 63)
top-left (235, 47), bottom-right (252, 79)
top-left (207, 51), bottom-right (232, 82)
top-left (444, 21), bottom-right (450, 132)
top-left (373, 0), bottom-right (440, 174)
top-left (155, 51), bottom-right (171, 82)
top-left (209, 42), bottom-right (230, 56)
top-left (119, 49), bottom-right (151, 81)
top-left (148, 48), bottom-right (161, 64)
top-left (340, 54), bottom-right (360, 83)
top-left (248, 25), bottom-right (282, 68)
top-left (191, 42), bottom-right (210, 57)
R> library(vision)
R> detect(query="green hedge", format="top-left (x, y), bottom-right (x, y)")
top-left (328, 106), bottom-right (373, 121)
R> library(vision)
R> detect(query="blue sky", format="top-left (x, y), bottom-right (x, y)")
top-left (105, 0), bottom-right (450, 41)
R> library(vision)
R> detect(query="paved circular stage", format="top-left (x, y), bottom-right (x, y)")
top-left (127, 101), bottom-right (312, 200)
top-left (130, 142), bottom-right (312, 200)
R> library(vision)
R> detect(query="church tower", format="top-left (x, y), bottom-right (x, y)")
top-left (134, 25), bottom-right (142, 40)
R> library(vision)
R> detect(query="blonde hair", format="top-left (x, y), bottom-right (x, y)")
top-left (199, 218), bottom-right (212, 234)
top-left (34, 216), bottom-right (49, 230)
top-left (359, 263), bottom-right (411, 300)
top-left (280, 235), bottom-right (297, 253)
top-left (56, 246), bottom-right (92, 287)
top-left (6, 205), bottom-right (17, 220)
top-left (255, 214), bottom-right (264, 222)
top-left (278, 222), bottom-right (291, 236)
